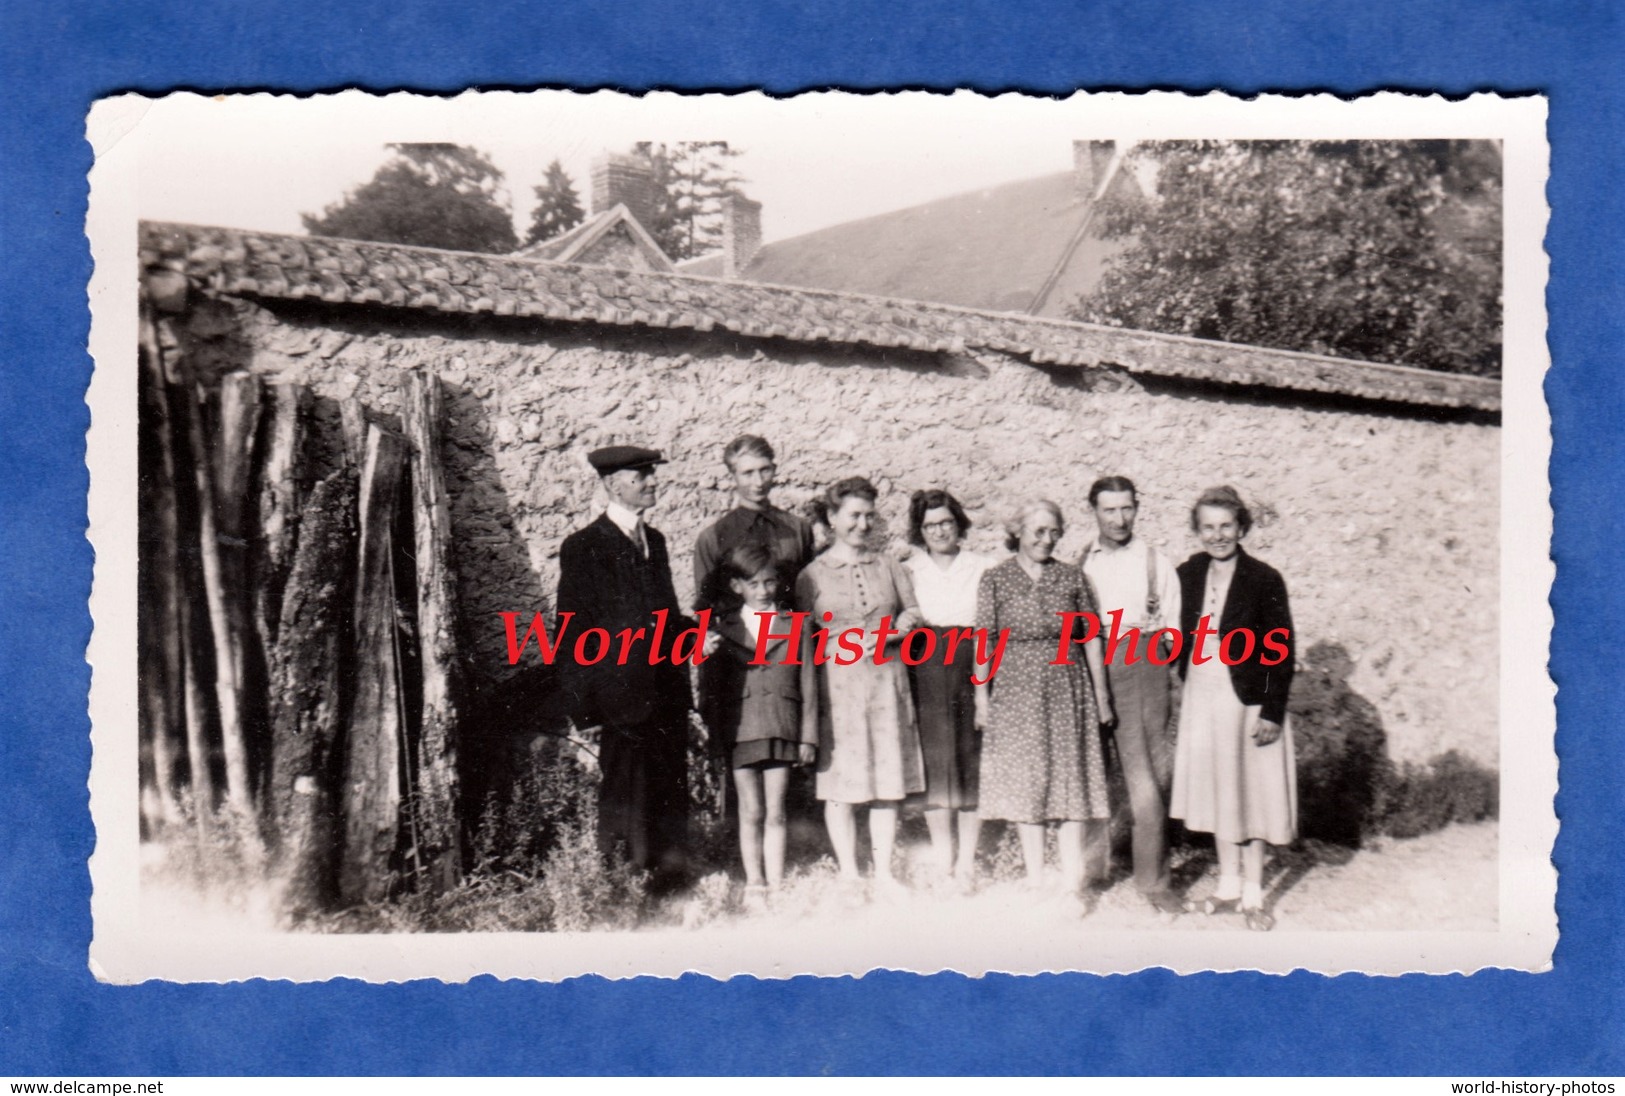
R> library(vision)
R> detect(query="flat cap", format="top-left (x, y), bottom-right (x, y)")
top-left (588, 445), bottom-right (666, 475)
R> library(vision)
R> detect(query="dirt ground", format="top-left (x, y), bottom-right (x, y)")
top-left (649, 817), bottom-right (1499, 935)
top-left (137, 815), bottom-right (1498, 951)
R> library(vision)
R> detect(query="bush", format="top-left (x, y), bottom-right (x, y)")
top-left (537, 804), bottom-right (647, 932)
top-left (147, 795), bottom-right (269, 899)
top-left (1375, 749), bottom-right (1498, 839)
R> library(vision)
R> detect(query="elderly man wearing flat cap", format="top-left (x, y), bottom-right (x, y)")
top-left (557, 444), bottom-right (696, 888)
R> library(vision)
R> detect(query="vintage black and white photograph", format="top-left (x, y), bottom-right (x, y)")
top-left (86, 90), bottom-right (1553, 982)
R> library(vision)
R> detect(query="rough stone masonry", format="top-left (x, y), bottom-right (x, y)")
top-left (147, 223), bottom-right (1500, 767)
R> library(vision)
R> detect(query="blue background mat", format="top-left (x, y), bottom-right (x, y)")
top-left (2, 0), bottom-right (1619, 1074)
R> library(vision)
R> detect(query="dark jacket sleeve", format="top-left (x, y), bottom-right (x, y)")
top-left (693, 522), bottom-right (721, 611)
top-left (554, 530), bottom-right (599, 723)
top-left (1254, 565), bottom-right (1295, 726)
top-left (797, 614), bottom-right (819, 749)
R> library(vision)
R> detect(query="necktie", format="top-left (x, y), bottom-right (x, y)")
top-left (632, 520), bottom-right (649, 558)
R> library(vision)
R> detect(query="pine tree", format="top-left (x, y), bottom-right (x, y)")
top-left (302, 143), bottom-right (518, 254)
top-left (631, 141), bottom-right (746, 262)
top-left (523, 159), bottom-right (586, 247)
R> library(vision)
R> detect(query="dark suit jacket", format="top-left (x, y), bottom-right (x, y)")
top-left (556, 513), bottom-right (694, 730)
top-left (1176, 547), bottom-right (1295, 725)
top-left (697, 609), bottom-right (819, 757)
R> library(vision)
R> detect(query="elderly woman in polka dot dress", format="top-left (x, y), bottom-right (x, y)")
top-left (974, 498), bottom-right (1115, 909)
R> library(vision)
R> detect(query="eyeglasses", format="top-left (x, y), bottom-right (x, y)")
top-left (922, 520), bottom-right (959, 533)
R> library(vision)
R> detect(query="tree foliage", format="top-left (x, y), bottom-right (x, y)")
top-left (302, 143), bottom-right (518, 254)
top-left (631, 141), bottom-right (746, 261)
top-left (524, 159), bottom-right (585, 247)
top-left (1070, 140), bottom-right (1502, 376)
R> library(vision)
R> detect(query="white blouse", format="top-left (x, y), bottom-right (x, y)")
top-left (905, 550), bottom-right (994, 628)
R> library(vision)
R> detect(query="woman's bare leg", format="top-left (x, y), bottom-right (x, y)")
top-left (924, 808), bottom-right (955, 878)
top-left (1241, 838), bottom-right (1267, 909)
top-left (954, 810), bottom-right (982, 881)
top-left (870, 804), bottom-right (900, 884)
top-left (1058, 820), bottom-right (1088, 895)
top-left (824, 801), bottom-right (860, 880)
top-left (1017, 822), bottom-right (1047, 887)
top-left (1214, 838), bottom-right (1243, 901)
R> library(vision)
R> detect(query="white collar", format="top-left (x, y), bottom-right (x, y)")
top-left (604, 500), bottom-right (644, 537)
top-left (1088, 535), bottom-right (1140, 557)
top-left (915, 549), bottom-right (972, 572)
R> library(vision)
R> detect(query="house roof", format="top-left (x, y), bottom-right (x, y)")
top-left (740, 171), bottom-right (1127, 317)
top-left (138, 221), bottom-right (1500, 413)
top-left (512, 203), bottom-right (673, 270)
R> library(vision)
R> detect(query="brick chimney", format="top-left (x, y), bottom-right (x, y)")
top-left (1072, 140), bottom-right (1117, 200)
top-left (591, 152), bottom-right (664, 235)
top-left (720, 193), bottom-right (763, 278)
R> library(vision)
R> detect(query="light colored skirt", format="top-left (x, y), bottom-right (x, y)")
top-left (814, 656), bottom-right (925, 804)
top-left (1170, 659), bottom-right (1297, 845)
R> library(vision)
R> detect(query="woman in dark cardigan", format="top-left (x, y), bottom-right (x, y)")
top-left (1169, 485), bottom-right (1296, 931)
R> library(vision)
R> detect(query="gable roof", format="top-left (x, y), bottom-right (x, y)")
top-left (138, 221), bottom-right (1500, 413)
top-left (740, 170), bottom-right (1132, 317)
top-left (513, 203), bottom-right (673, 271)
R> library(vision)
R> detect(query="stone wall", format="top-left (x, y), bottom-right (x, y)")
top-left (183, 298), bottom-right (1499, 764)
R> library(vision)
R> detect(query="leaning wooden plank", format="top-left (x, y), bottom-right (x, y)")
top-left (182, 380), bottom-right (253, 817)
top-left (214, 372), bottom-right (263, 548)
top-left (268, 468), bottom-right (357, 914)
top-left (339, 425), bottom-right (407, 905)
top-left (254, 383), bottom-right (306, 655)
top-left (137, 308), bottom-right (184, 827)
top-left (214, 372), bottom-right (269, 806)
top-left (338, 399), bottom-right (368, 469)
top-left (178, 604), bottom-right (215, 830)
top-left (402, 370), bottom-right (463, 891)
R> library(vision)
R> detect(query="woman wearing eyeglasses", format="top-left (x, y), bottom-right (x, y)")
top-left (903, 488), bottom-right (995, 891)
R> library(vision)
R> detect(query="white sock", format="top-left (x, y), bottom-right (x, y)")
top-left (1214, 874), bottom-right (1243, 901)
top-left (1242, 882), bottom-right (1265, 910)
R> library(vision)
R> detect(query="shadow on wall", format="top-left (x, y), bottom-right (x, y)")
top-left (1289, 640), bottom-right (1498, 847)
top-left (436, 382), bottom-right (574, 825)
top-left (1291, 641), bottom-right (1392, 847)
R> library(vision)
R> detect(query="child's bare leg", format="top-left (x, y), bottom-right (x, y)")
top-left (762, 765), bottom-right (791, 890)
top-left (734, 767), bottom-right (766, 887)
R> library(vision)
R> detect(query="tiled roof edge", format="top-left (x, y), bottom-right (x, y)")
top-left (138, 221), bottom-right (1501, 414)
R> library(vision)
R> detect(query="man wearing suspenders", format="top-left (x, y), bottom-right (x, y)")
top-left (1082, 475), bottom-right (1185, 916)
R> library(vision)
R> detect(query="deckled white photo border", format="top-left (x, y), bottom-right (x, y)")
top-left (85, 89), bottom-right (1554, 983)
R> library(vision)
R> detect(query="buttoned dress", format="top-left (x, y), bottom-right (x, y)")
top-left (795, 552), bottom-right (925, 804)
top-left (974, 558), bottom-right (1110, 824)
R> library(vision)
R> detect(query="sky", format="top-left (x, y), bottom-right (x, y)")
top-left (131, 92), bottom-right (1094, 246)
top-left (120, 90), bottom-right (1528, 250)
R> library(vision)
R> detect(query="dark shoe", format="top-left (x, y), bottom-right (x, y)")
top-left (1243, 907), bottom-right (1276, 932)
